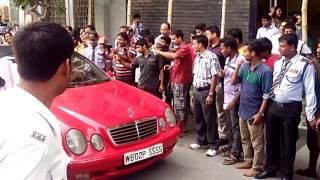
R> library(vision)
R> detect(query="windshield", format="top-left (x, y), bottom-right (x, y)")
top-left (68, 53), bottom-right (109, 87)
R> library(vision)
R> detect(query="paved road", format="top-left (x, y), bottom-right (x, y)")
top-left (117, 123), bottom-right (315, 180)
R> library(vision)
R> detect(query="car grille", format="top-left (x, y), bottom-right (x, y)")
top-left (108, 118), bottom-right (158, 145)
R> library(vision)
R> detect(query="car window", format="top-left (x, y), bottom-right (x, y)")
top-left (69, 53), bottom-right (109, 87)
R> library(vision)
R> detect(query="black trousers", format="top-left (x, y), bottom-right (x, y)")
top-left (193, 88), bottom-right (219, 149)
top-left (265, 101), bottom-right (302, 179)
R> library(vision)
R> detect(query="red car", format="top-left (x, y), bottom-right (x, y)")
top-left (0, 50), bottom-right (180, 179)
top-left (50, 53), bottom-right (181, 179)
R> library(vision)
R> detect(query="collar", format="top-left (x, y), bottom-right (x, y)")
top-left (199, 49), bottom-right (209, 58)
top-left (13, 87), bottom-right (61, 136)
top-left (282, 53), bottom-right (300, 64)
top-left (263, 25), bottom-right (274, 30)
top-left (249, 61), bottom-right (263, 71)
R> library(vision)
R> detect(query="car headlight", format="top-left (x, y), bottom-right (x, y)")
top-left (66, 129), bottom-right (87, 155)
top-left (165, 108), bottom-right (176, 127)
top-left (91, 134), bottom-right (105, 151)
top-left (159, 117), bottom-right (167, 132)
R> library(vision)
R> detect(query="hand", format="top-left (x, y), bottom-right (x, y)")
top-left (217, 69), bottom-right (225, 78)
top-left (226, 99), bottom-right (236, 111)
top-left (252, 113), bottom-right (263, 125)
top-left (309, 119), bottom-right (318, 130)
top-left (164, 65), bottom-right (172, 71)
top-left (159, 84), bottom-right (165, 93)
top-left (206, 95), bottom-right (214, 106)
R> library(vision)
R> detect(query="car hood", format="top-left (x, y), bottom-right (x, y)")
top-left (51, 80), bottom-right (167, 129)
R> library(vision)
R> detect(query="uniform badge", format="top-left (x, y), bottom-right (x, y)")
top-left (31, 131), bottom-right (47, 142)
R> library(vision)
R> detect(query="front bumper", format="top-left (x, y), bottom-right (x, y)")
top-left (67, 127), bottom-right (180, 180)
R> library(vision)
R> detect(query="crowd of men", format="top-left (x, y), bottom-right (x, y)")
top-left (1, 8), bottom-right (320, 180)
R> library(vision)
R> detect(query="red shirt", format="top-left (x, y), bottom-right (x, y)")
top-left (265, 54), bottom-right (280, 71)
top-left (171, 43), bottom-right (193, 84)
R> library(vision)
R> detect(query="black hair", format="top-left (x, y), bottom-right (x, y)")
top-left (4, 31), bottom-right (12, 37)
top-left (71, 31), bottom-right (80, 41)
top-left (88, 32), bottom-right (99, 39)
top-left (283, 22), bottom-right (297, 32)
top-left (258, 37), bottom-right (273, 54)
top-left (195, 23), bottom-right (206, 32)
top-left (161, 22), bottom-right (171, 30)
top-left (279, 33), bottom-right (298, 49)
top-left (65, 25), bottom-right (73, 32)
top-left (85, 25), bottom-right (96, 31)
top-left (160, 36), bottom-right (171, 45)
top-left (227, 28), bottom-right (243, 43)
top-left (12, 22), bottom-right (73, 81)
top-left (206, 25), bottom-right (221, 37)
top-left (271, 6), bottom-right (282, 18)
top-left (261, 14), bottom-right (272, 21)
top-left (171, 30), bottom-right (184, 40)
top-left (318, 38), bottom-right (320, 45)
top-left (195, 35), bottom-right (208, 48)
top-left (120, 25), bottom-right (128, 30)
top-left (144, 34), bottom-right (155, 45)
top-left (136, 38), bottom-right (148, 47)
top-left (117, 32), bottom-right (129, 42)
top-left (246, 40), bottom-right (265, 56)
top-left (286, 16), bottom-right (298, 24)
top-left (220, 37), bottom-right (238, 51)
top-left (133, 13), bottom-right (141, 19)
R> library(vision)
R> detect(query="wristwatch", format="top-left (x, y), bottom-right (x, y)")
top-left (258, 112), bottom-right (265, 117)
top-left (208, 92), bottom-right (214, 97)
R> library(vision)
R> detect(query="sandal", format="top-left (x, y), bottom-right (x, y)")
top-left (223, 154), bottom-right (240, 165)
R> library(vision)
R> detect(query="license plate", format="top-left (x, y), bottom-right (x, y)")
top-left (124, 143), bottom-right (163, 165)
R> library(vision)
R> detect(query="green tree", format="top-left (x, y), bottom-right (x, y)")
top-left (13, 0), bottom-right (65, 21)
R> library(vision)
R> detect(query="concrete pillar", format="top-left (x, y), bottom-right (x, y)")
top-left (94, 0), bottom-right (126, 45)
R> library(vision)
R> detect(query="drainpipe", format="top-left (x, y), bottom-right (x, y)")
top-left (221, 0), bottom-right (226, 38)
top-left (301, 0), bottom-right (308, 43)
top-left (167, 0), bottom-right (173, 24)
top-left (127, 0), bottom-right (131, 26)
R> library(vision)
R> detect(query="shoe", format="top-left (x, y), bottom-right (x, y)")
top-left (243, 168), bottom-right (260, 177)
top-left (189, 143), bottom-right (207, 150)
top-left (255, 171), bottom-right (277, 179)
top-left (235, 161), bottom-right (252, 169)
top-left (206, 149), bottom-right (218, 157)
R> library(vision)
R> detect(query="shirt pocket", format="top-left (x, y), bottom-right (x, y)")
top-left (285, 70), bottom-right (302, 84)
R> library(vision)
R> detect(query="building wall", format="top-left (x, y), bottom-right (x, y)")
top-left (131, 0), bottom-right (251, 41)
top-left (225, 0), bottom-right (250, 40)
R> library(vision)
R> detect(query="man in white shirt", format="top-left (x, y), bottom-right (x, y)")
top-left (256, 15), bottom-right (279, 40)
top-left (82, 32), bottom-right (107, 70)
top-left (0, 22), bottom-right (73, 180)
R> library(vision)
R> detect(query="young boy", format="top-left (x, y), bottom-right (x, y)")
top-left (231, 40), bottom-right (273, 177)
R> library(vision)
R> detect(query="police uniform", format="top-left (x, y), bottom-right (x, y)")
top-left (265, 53), bottom-right (317, 179)
top-left (0, 87), bottom-right (69, 179)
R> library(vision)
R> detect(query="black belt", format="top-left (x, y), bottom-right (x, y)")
top-left (194, 86), bottom-right (210, 91)
top-left (270, 100), bottom-right (302, 108)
